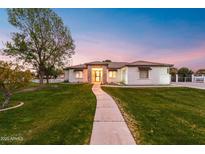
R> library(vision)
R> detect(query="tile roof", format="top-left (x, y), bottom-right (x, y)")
top-left (64, 60), bottom-right (173, 70)
top-left (85, 61), bottom-right (109, 65)
top-left (64, 64), bottom-right (86, 70)
top-left (107, 62), bottom-right (129, 69)
top-left (126, 60), bottom-right (173, 67)
top-left (85, 61), bottom-right (129, 68)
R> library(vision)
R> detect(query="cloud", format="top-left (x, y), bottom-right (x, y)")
top-left (144, 45), bottom-right (205, 69)
top-left (1, 22), bottom-right (205, 70)
top-left (71, 35), bottom-right (145, 65)
top-left (71, 35), bottom-right (205, 70)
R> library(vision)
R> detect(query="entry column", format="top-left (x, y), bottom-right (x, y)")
top-left (102, 65), bottom-right (107, 84)
top-left (87, 65), bottom-right (92, 83)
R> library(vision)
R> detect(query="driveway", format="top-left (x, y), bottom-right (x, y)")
top-left (172, 82), bottom-right (205, 90)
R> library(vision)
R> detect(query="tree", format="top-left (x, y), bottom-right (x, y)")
top-left (169, 67), bottom-right (178, 82)
top-left (0, 61), bottom-right (32, 108)
top-left (178, 67), bottom-right (193, 82)
top-left (169, 67), bottom-right (178, 75)
top-left (44, 67), bottom-right (63, 83)
top-left (178, 67), bottom-right (193, 76)
top-left (4, 9), bottom-right (75, 85)
top-left (51, 68), bottom-right (63, 79)
top-left (44, 63), bottom-right (55, 84)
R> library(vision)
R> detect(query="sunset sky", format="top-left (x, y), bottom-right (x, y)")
top-left (0, 8), bottom-right (205, 70)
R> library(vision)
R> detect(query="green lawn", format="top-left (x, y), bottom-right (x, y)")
top-left (102, 87), bottom-right (205, 145)
top-left (0, 83), bottom-right (96, 145)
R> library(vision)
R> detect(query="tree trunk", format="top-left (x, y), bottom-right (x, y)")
top-left (2, 92), bottom-right (12, 108)
top-left (46, 75), bottom-right (49, 84)
top-left (39, 70), bottom-right (44, 85)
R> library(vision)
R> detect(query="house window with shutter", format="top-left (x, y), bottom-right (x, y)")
top-left (75, 71), bottom-right (83, 78)
top-left (139, 70), bottom-right (149, 79)
top-left (138, 67), bottom-right (151, 79)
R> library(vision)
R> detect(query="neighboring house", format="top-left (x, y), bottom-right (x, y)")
top-left (64, 60), bottom-right (173, 85)
top-left (196, 69), bottom-right (205, 76)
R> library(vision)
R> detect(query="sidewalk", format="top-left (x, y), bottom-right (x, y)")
top-left (90, 84), bottom-right (136, 145)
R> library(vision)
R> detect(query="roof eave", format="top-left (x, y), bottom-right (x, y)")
top-left (125, 64), bottom-right (174, 67)
top-left (63, 67), bottom-right (70, 70)
top-left (63, 66), bottom-right (87, 70)
top-left (85, 63), bottom-right (108, 66)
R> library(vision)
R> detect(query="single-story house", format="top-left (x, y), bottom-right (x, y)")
top-left (64, 60), bottom-right (173, 85)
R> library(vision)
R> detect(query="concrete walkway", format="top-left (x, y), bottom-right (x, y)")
top-left (102, 84), bottom-right (181, 88)
top-left (90, 84), bottom-right (136, 145)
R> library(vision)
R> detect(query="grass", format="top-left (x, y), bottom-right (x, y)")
top-left (0, 83), bottom-right (96, 145)
top-left (102, 87), bottom-right (205, 144)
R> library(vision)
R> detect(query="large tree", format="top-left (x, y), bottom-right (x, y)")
top-left (4, 9), bottom-right (75, 84)
top-left (44, 65), bottom-right (63, 83)
top-left (177, 67), bottom-right (193, 82)
top-left (178, 67), bottom-right (193, 76)
top-left (169, 67), bottom-right (178, 76)
top-left (0, 61), bottom-right (32, 108)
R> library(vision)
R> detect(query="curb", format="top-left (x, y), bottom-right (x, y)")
top-left (0, 102), bottom-right (24, 112)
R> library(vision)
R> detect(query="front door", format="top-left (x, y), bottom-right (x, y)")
top-left (94, 70), bottom-right (102, 82)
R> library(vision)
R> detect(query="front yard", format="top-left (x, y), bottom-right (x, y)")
top-left (0, 83), bottom-right (96, 144)
top-left (1, 83), bottom-right (205, 145)
top-left (102, 87), bottom-right (205, 144)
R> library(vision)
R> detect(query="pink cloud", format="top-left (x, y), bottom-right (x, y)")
top-left (71, 38), bottom-right (205, 70)
top-left (146, 46), bottom-right (205, 67)
top-left (71, 37), bottom-right (142, 65)
top-left (1, 29), bottom-right (205, 70)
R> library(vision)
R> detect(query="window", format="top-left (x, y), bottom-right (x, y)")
top-left (109, 71), bottom-right (117, 78)
top-left (75, 71), bottom-right (83, 78)
top-left (139, 70), bottom-right (149, 79)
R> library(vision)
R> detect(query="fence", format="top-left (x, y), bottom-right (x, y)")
top-left (32, 79), bottom-right (64, 83)
top-left (178, 77), bottom-right (192, 82)
top-left (193, 76), bottom-right (205, 83)
top-left (171, 74), bottom-right (205, 83)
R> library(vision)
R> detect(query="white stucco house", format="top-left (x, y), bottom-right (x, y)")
top-left (64, 60), bottom-right (173, 85)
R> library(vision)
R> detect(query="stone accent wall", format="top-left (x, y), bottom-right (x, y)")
top-left (87, 65), bottom-right (108, 84)
top-left (102, 65), bottom-right (107, 84)
top-left (87, 65), bottom-right (92, 83)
